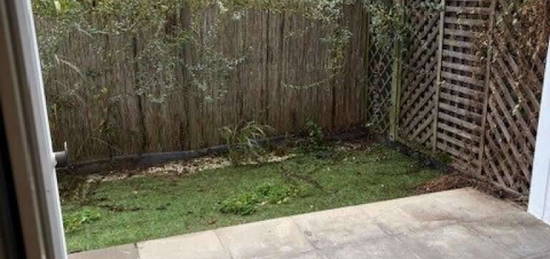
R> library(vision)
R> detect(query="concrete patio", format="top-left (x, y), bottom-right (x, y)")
top-left (69, 188), bottom-right (550, 259)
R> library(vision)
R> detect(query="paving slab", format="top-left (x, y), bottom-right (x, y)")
top-left (291, 204), bottom-right (388, 248)
top-left (360, 194), bottom-right (456, 235)
top-left (524, 251), bottom-right (550, 259)
top-left (319, 236), bottom-right (417, 259)
top-left (137, 230), bottom-right (231, 259)
top-left (255, 249), bottom-right (327, 259)
top-left (68, 244), bottom-right (138, 259)
top-left (215, 217), bottom-right (314, 259)
top-left (463, 212), bottom-right (550, 257)
top-left (429, 188), bottom-right (522, 221)
top-left (398, 224), bottom-right (517, 259)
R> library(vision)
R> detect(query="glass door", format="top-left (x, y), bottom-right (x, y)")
top-left (0, 0), bottom-right (67, 257)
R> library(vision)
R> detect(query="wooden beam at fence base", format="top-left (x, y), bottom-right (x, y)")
top-left (57, 128), bottom-right (372, 175)
top-left (58, 136), bottom-right (287, 175)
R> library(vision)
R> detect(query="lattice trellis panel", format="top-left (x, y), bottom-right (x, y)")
top-left (397, 0), bottom-right (442, 148)
top-left (365, 35), bottom-right (395, 134)
top-left (480, 0), bottom-right (549, 194)
top-left (388, 0), bottom-right (549, 195)
top-left (434, 0), bottom-right (492, 173)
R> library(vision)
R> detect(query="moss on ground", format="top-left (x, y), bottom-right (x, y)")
top-left (62, 143), bottom-right (442, 252)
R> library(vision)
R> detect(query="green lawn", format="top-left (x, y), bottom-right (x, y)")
top-left (61, 143), bottom-right (442, 252)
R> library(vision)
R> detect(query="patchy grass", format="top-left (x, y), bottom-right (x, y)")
top-left (62, 143), bottom-right (442, 252)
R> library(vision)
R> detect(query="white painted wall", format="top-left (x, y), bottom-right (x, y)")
top-left (528, 37), bottom-right (550, 224)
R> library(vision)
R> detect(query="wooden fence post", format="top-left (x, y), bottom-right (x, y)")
top-left (477, 0), bottom-right (497, 176)
top-left (389, 0), bottom-right (405, 141)
top-left (431, 0), bottom-right (446, 152)
top-left (389, 38), bottom-right (401, 140)
top-left (364, 7), bottom-right (371, 126)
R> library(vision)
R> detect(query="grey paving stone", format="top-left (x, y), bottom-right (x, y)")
top-left (319, 236), bottom-right (418, 259)
top-left (359, 193), bottom-right (456, 235)
top-left (291, 205), bottom-right (388, 248)
top-left (398, 224), bottom-right (518, 259)
top-left (464, 212), bottom-right (550, 257)
top-left (524, 251), bottom-right (550, 259)
top-left (215, 217), bottom-right (314, 259)
top-left (429, 188), bottom-right (522, 221)
top-left (254, 249), bottom-right (327, 259)
top-left (69, 244), bottom-right (139, 259)
top-left (137, 230), bottom-right (231, 259)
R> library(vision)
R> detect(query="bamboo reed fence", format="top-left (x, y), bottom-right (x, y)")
top-left (41, 4), bottom-right (370, 161)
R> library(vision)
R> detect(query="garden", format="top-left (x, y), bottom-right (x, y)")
top-left (59, 133), bottom-right (444, 252)
top-left (33, 0), bottom-right (549, 254)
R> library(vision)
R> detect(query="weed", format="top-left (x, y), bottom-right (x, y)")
top-left (256, 183), bottom-right (299, 204)
top-left (303, 120), bottom-right (326, 151)
top-left (219, 192), bottom-right (259, 216)
top-left (63, 208), bottom-right (101, 233)
top-left (219, 183), bottom-right (299, 216)
top-left (220, 121), bottom-right (273, 165)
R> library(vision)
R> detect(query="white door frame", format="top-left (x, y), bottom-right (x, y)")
top-left (529, 36), bottom-right (550, 224)
top-left (0, 1), bottom-right (549, 257)
top-left (0, 0), bottom-right (67, 258)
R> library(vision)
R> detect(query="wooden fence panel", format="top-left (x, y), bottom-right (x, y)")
top-left (434, 0), bottom-right (492, 173)
top-left (396, 0), bottom-right (549, 195)
top-left (397, 0), bottom-right (442, 149)
top-left (480, 0), bottom-right (549, 194)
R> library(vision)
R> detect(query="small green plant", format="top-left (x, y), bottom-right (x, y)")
top-left (256, 183), bottom-right (298, 204)
top-left (218, 182), bottom-right (299, 216)
top-left (219, 192), bottom-right (259, 216)
top-left (304, 120), bottom-right (325, 151)
top-left (220, 121), bottom-right (273, 165)
top-left (63, 208), bottom-right (101, 233)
